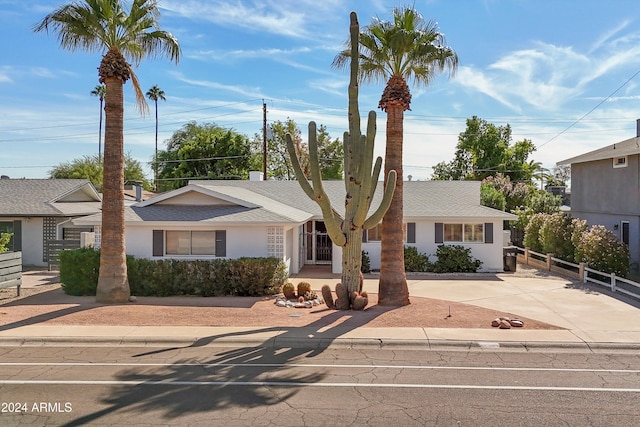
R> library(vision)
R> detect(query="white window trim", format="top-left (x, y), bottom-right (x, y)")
top-left (613, 156), bottom-right (628, 168)
top-left (443, 223), bottom-right (485, 244)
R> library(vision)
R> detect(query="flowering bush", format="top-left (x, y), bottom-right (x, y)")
top-left (575, 225), bottom-right (629, 277)
top-left (540, 212), bottom-right (575, 261)
top-left (523, 213), bottom-right (546, 252)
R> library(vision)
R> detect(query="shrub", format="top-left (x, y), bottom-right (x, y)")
top-left (59, 247), bottom-right (101, 295)
top-left (361, 251), bottom-right (371, 273)
top-left (432, 245), bottom-right (482, 273)
top-left (0, 232), bottom-right (12, 253)
top-left (59, 249), bottom-right (287, 297)
top-left (523, 213), bottom-right (546, 253)
top-left (575, 225), bottom-right (630, 277)
top-left (539, 212), bottom-right (575, 261)
top-left (404, 246), bottom-right (431, 272)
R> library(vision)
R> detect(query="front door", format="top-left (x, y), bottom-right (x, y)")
top-left (302, 220), bottom-right (332, 265)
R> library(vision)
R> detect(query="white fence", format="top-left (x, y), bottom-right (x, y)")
top-left (515, 246), bottom-right (640, 301)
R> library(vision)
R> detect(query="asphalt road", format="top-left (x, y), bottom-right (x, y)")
top-left (0, 345), bottom-right (639, 426)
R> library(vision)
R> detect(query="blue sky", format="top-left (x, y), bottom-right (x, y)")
top-left (2, 0), bottom-right (640, 183)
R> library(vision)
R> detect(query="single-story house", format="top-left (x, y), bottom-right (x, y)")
top-left (74, 178), bottom-right (516, 274)
top-left (0, 178), bottom-right (102, 266)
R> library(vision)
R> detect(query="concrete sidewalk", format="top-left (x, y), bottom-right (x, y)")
top-left (2, 266), bottom-right (640, 351)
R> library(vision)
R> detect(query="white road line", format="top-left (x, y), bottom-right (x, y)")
top-left (0, 379), bottom-right (639, 392)
top-left (0, 362), bottom-right (639, 373)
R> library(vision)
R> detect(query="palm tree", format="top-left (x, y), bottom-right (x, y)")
top-left (333, 7), bottom-right (458, 306)
top-left (90, 84), bottom-right (106, 162)
top-left (146, 84), bottom-right (165, 191)
top-left (34, 0), bottom-right (180, 303)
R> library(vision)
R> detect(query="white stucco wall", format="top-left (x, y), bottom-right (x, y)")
top-left (332, 219), bottom-right (507, 273)
top-left (123, 224), bottom-right (301, 275)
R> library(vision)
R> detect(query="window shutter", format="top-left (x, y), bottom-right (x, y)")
top-left (484, 223), bottom-right (493, 244)
top-left (152, 230), bottom-right (163, 256)
top-left (435, 223), bottom-right (443, 244)
top-left (407, 222), bottom-right (416, 244)
top-left (215, 230), bottom-right (226, 257)
top-left (12, 220), bottom-right (22, 251)
top-left (362, 229), bottom-right (368, 243)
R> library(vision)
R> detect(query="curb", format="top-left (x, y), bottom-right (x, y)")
top-left (2, 336), bottom-right (640, 352)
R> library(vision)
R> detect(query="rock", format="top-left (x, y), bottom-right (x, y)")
top-left (499, 319), bottom-right (511, 329)
top-left (129, 296), bottom-right (137, 302)
top-left (510, 319), bottom-right (524, 327)
top-left (276, 300), bottom-right (287, 307)
top-left (491, 318), bottom-right (500, 327)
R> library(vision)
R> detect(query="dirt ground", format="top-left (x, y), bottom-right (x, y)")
top-left (0, 271), bottom-right (561, 330)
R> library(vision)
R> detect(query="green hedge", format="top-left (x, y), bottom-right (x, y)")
top-left (59, 249), bottom-right (287, 297)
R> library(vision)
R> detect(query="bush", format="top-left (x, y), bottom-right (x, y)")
top-left (523, 213), bottom-right (546, 253)
top-left (59, 247), bottom-right (101, 295)
top-left (539, 212), bottom-right (575, 261)
top-left (361, 251), bottom-right (371, 273)
top-left (59, 249), bottom-right (288, 297)
top-left (575, 225), bottom-right (630, 277)
top-left (432, 245), bottom-right (482, 273)
top-left (404, 246), bottom-right (431, 272)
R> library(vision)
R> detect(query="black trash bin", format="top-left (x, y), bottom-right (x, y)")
top-left (503, 247), bottom-right (517, 272)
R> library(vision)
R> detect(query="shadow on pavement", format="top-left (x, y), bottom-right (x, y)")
top-left (61, 310), bottom-right (386, 426)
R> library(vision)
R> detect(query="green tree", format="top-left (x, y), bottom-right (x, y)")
top-left (146, 84), bottom-right (166, 190)
top-left (252, 120), bottom-right (342, 180)
top-left (49, 154), bottom-right (150, 191)
top-left (90, 84), bottom-right (106, 162)
top-left (34, 0), bottom-right (180, 304)
top-left (333, 6), bottom-right (458, 306)
top-left (157, 122), bottom-right (252, 191)
top-left (432, 116), bottom-right (537, 182)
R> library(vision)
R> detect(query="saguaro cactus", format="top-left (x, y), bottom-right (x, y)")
top-left (286, 11), bottom-right (396, 310)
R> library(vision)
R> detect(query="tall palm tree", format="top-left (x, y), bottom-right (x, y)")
top-left (34, 0), bottom-right (180, 303)
top-left (333, 7), bottom-right (458, 306)
top-left (146, 84), bottom-right (165, 190)
top-left (90, 84), bottom-right (106, 162)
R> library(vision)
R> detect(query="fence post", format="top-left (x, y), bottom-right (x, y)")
top-left (546, 253), bottom-right (552, 271)
top-left (579, 263), bottom-right (585, 282)
top-left (524, 248), bottom-right (529, 265)
top-left (611, 273), bottom-right (616, 292)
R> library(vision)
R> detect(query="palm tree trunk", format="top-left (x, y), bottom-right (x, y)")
top-left (98, 99), bottom-right (103, 163)
top-left (378, 102), bottom-right (410, 306)
top-left (96, 75), bottom-right (130, 303)
top-left (154, 99), bottom-right (158, 191)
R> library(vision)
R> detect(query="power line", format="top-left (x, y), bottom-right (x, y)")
top-left (538, 68), bottom-right (640, 149)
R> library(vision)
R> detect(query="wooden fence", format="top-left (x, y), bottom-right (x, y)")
top-left (514, 246), bottom-right (640, 301)
top-left (0, 251), bottom-right (22, 296)
top-left (45, 239), bottom-right (80, 271)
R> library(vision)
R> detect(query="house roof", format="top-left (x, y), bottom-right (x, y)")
top-left (73, 179), bottom-right (516, 226)
top-left (193, 179), bottom-right (516, 220)
top-left (0, 178), bottom-right (102, 217)
top-left (557, 135), bottom-right (640, 165)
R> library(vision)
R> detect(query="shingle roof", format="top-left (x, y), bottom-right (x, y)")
top-left (73, 179), bottom-right (516, 226)
top-left (193, 179), bottom-right (515, 220)
top-left (557, 136), bottom-right (640, 165)
top-left (0, 178), bottom-right (101, 216)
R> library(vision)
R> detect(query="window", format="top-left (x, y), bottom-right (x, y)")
top-left (166, 230), bottom-right (216, 255)
top-left (364, 223), bottom-right (412, 242)
top-left (613, 156), bottom-right (627, 168)
top-left (443, 223), bottom-right (484, 243)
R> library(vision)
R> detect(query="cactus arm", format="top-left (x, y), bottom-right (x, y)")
top-left (285, 123), bottom-right (346, 247)
top-left (363, 170), bottom-right (397, 230)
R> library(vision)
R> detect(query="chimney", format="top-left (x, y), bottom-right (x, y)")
top-left (249, 171), bottom-right (264, 181)
top-left (637, 119), bottom-right (640, 138)
top-left (135, 184), bottom-right (142, 202)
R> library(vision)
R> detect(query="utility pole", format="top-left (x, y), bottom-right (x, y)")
top-left (262, 101), bottom-right (267, 180)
